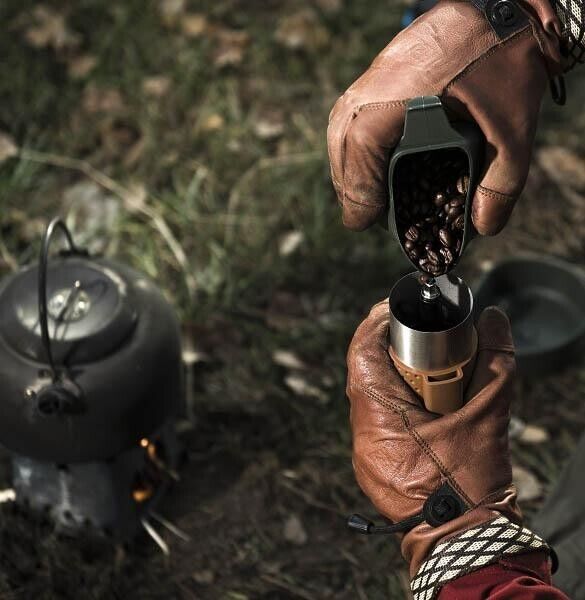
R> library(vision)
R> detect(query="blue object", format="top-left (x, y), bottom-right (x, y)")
top-left (401, 0), bottom-right (439, 27)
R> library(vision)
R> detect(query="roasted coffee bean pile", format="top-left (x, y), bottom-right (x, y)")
top-left (394, 150), bottom-right (470, 277)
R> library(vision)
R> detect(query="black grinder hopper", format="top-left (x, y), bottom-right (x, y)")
top-left (388, 95), bottom-right (484, 272)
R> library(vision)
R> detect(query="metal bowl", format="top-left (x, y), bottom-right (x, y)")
top-left (474, 256), bottom-right (585, 376)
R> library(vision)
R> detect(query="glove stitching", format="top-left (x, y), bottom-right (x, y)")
top-left (528, 19), bottom-right (563, 76)
top-left (408, 426), bottom-right (473, 506)
top-left (343, 193), bottom-right (386, 208)
top-left (358, 384), bottom-right (473, 507)
top-left (474, 484), bottom-right (517, 510)
top-left (355, 100), bottom-right (409, 112)
top-left (444, 27), bottom-right (533, 92)
top-left (476, 184), bottom-right (516, 203)
top-left (337, 109), bottom-right (355, 208)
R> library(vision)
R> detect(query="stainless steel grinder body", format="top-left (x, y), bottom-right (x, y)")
top-left (388, 273), bottom-right (477, 414)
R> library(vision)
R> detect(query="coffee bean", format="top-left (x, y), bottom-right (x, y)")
top-left (434, 192), bottom-right (447, 207)
top-left (418, 257), bottom-right (431, 269)
top-left (427, 249), bottom-right (440, 264)
top-left (438, 228), bottom-right (453, 248)
top-left (440, 247), bottom-right (454, 264)
top-left (394, 149), bottom-right (470, 276)
top-left (456, 175), bottom-right (470, 195)
top-left (405, 225), bottom-right (420, 242)
top-left (452, 214), bottom-right (465, 230)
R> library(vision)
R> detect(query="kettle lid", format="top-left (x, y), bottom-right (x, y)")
top-left (0, 256), bottom-right (138, 364)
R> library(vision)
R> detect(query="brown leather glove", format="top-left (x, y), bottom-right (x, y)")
top-left (327, 0), bottom-right (563, 236)
top-left (347, 302), bottom-right (529, 581)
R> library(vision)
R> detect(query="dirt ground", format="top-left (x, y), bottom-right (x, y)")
top-left (0, 1), bottom-right (584, 599)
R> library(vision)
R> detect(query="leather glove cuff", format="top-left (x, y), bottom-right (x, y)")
top-left (470, 0), bottom-right (584, 73)
top-left (410, 515), bottom-right (551, 600)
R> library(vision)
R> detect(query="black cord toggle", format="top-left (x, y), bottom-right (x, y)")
top-left (550, 75), bottom-right (567, 106)
top-left (347, 483), bottom-right (466, 536)
top-left (347, 512), bottom-right (425, 535)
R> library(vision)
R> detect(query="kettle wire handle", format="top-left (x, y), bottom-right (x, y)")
top-left (38, 218), bottom-right (88, 382)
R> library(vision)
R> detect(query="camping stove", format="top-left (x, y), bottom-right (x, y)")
top-left (10, 424), bottom-right (181, 539)
top-left (0, 219), bottom-right (183, 540)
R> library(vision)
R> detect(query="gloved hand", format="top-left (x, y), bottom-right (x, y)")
top-left (327, 0), bottom-right (563, 235)
top-left (347, 302), bottom-right (551, 595)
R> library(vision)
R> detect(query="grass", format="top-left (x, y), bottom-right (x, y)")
top-left (0, 1), bottom-right (584, 599)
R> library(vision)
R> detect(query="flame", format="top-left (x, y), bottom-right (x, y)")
top-left (132, 485), bottom-right (154, 503)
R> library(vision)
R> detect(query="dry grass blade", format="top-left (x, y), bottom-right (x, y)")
top-left (224, 151), bottom-right (321, 244)
top-left (17, 148), bottom-right (197, 296)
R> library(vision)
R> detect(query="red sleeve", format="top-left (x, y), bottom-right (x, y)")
top-left (438, 552), bottom-right (569, 599)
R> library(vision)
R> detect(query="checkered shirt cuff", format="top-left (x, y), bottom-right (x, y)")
top-left (551, 0), bottom-right (585, 70)
top-left (411, 515), bottom-right (550, 600)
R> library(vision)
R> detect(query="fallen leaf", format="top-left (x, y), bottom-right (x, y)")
top-left (182, 349), bottom-right (209, 365)
top-left (213, 28), bottom-right (250, 68)
top-left (0, 132), bottom-right (18, 164)
top-left (275, 9), bottom-right (329, 51)
top-left (24, 5), bottom-right (81, 52)
top-left (508, 416), bottom-right (526, 440)
top-left (314, 0), bottom-right (343, 13)
top-left (282, 469), bottom-right (299, 479)
top-left (142, 75), bottom-right (172, 98)
top-left (201, 113), bottom-right (224, 132)
top-left (181, 13), bottom-right (208, 37)
top-left (272, 350), bottom-right (306, 370)
top-left (519, 424), bottom-right (550, 444)
top-left (67, 54), bottom-right (97, 79)
top-left (254, 112), bottom-right (285, 140)
top-left (283, 514), bottom-right (308, 545)
top-left (538, 146), bottom-right (585, 190)
top-left (512, 464), bottom-right (543, 502)
top-left (82, 84), bottom-right (125, 114)
top-left (285, 375), bottom-right (328, 403)
top-left (279, 230), bottom-right (304, 256)
top-left (0, 489), bottom-right (15, 504)
top-left (159, 0), bottom-right (186, 26)
top-left (192, 569), bottom-right (215, 585)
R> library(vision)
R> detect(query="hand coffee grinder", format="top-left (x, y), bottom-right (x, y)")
top-left (386, 96), bottom-right (484, 414)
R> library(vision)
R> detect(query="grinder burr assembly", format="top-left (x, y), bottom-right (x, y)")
top-left (386, 96), bottom-right (484, 414)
